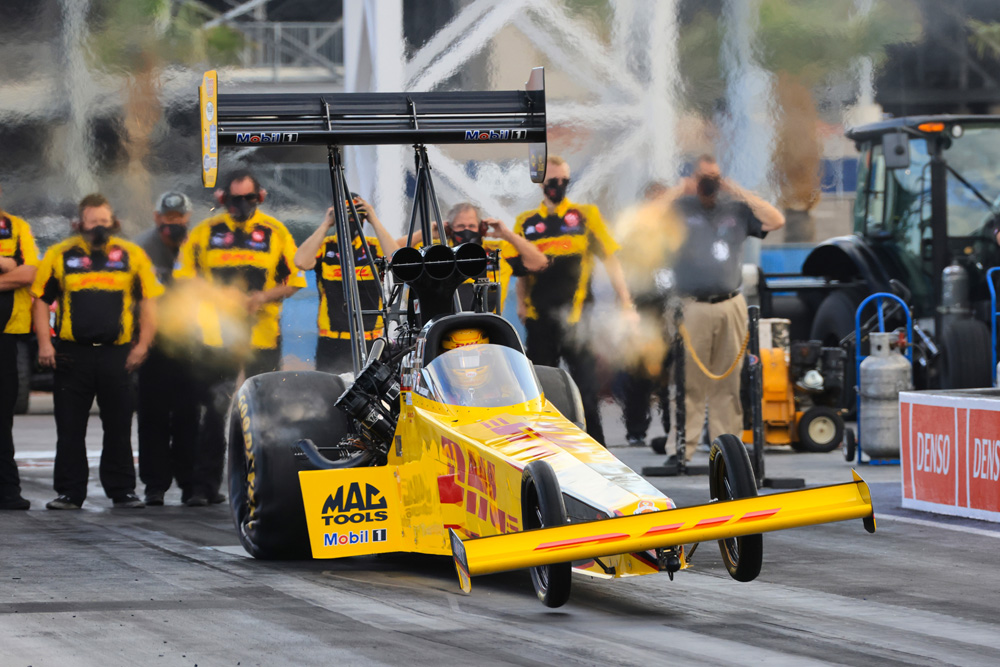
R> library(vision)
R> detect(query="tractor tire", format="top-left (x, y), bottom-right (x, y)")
top-left (522, 460), bottom-right (572, 608)
top-left (709, 434), bottom-right (763, 582)
top-left (535, 365), bottom-right (586, 431)
top-left (228, 371), bottom-right (354, 559)
top-left (940, 319), bottom-right (992, 389)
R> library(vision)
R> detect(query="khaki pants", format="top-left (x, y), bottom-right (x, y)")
top-left (678, 293), bottom-right (747, 461)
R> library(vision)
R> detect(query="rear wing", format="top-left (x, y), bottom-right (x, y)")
top-left (198, 68), bottom-right (547, 188)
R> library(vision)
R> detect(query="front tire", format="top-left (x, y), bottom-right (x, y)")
top-left (709, 434), bottom-right (763, 582)
top-left (940, 319), bottom-right (991, 389)
top-left (229, 371), bottom-right (354, 559)
top-left (522, 460), bottom-right (571, 608)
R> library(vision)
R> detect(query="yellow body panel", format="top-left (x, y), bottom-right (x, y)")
top-left (300, 390), bottom-right (675, 576)
top-left (199, 70), bottom-right (219, 187)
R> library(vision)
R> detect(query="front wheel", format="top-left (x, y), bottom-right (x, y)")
top-left (708, 434), bottom-right (763, 582)
top-left (522, 460), bottom-right (571, 608)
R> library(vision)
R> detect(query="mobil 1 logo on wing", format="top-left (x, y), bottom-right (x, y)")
top-left (321, 482), bottom-right (388, 526)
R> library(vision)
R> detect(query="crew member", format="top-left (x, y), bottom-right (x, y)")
top-left (174, 170), bottom-right (305, 506)
top-left (0, 189), bottom-right (39, 510)
top-left (32, 193), bottom-right (162, 510)
top-left (294, 194), bottom-right (398, 374)
top-left (134, 192), bottom-right (198, 505)
top-left (617, 182), bottom-right (673, 447)
top-left (514, 155), bottom-right (637, 446)
top-left (663, 154), bottom-right (784, 463)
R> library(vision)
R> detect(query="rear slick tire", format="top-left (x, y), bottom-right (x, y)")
top-left (522, 460), bottom-right (572, 608)
top-left (228, 371), bottom-right (352, 559)
top-left (708, 434), bottom-right (763, 582)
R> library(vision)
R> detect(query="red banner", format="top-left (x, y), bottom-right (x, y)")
top-left (900, 390), bottom-right (1000, 522)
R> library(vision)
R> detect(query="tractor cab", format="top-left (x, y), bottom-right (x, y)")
top-left (846, 115), bottom-right (1000, 320)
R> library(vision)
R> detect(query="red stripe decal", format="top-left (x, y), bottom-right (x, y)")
top-left (696, 515), bottom-right (733, 527)
top-left (643, 522), bottom-right (685, 536)
top-left (739, 508), bottom-right (780, 522)
top-left (535, 533), bottom-right (629, 551)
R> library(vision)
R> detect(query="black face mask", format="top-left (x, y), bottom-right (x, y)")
top-left (85, 225), bottom-right (111, 248)
top-left (227, 194), bottom-right (258, 223)
top-left (160, 223), bottom-right (187, 244)
top-left (544, 178), bottom-right (569, 205)
top-left (697, 176), bottom-right (721, 198)
top-left (451, 229), bottom-right (483, 246)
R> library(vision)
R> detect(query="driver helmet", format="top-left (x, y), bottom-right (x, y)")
top-left (442, 328), bottom-right (490, 390)
top-left (442, 328), bottom-right (489, 350)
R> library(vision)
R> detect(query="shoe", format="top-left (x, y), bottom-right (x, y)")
top-left (209, 492), bottom-right (226, 505)
top-left (46, 495), bottom-right (82, 510)
top-left (0, 496), bottom-right (30, 510)
top-left (144, 491), bottom-right (165, 506)
top-left (112, 492), bottom-right (145, 509)
top-left (626, 435), bottom-right (647, 448)
top-left (664, 454), bottom-right (679, 467)
top-left (184, 494), bottom-right (208, 507)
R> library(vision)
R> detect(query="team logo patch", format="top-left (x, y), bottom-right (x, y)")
top-left (563, 210), bottom-right (581, 227)
top-left (712, 239), bottom-right (730, 262)
top-left (525, 226), bottom-right (536, 235)
top-left (108, 248), bottom-right (123, 262)
top-left (251, 229), bottom-right (265, 242)
top-left (321, 482), bottom-right (388, 526)
top-left (535, 222), bottom-right (546, 234)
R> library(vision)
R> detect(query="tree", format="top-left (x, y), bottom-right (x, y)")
top-left (86, 0), bottom-right (243, 225)
top-left (678, 0), bottom-right (922, 241)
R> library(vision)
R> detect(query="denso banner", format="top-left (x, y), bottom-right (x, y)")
top-left (900, 389), bottom-right (1000, 522)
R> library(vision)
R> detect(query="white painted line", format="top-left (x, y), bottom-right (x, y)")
top-left (878, 512), bottom-right (1000, 539)
top-left (14, 450), bottom-right (103, 460)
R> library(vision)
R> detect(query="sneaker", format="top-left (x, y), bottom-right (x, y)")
top-left (626, 435), bottom-right (647, 448)
top-left (46, 495), bottom-right (82, 510)
top-left (664, 454), bottom-right (679, 467)
top-left (184, 494), bottom-right (208, 507)
top-left (144, 491), bottom-right (165, 506)
top-left (0, 496), bottom-right (30, 510)
top-left (209, 492), bottom-right (226, 505)
top-left (112, 493), bottom-right (145, 509)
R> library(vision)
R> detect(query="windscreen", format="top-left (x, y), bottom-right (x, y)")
top-left (419, 344), bottom-right (541, 408)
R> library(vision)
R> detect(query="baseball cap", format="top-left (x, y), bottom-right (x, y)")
top-left (157, 191), bottom-right (193, 215)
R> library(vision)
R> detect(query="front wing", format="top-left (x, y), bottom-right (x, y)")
top-left (450, 472), bottom-right (875, 592)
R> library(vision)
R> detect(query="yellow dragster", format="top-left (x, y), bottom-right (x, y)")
top-left (205, 68), bottom-right (874, 608)
top-left (229, 248), bottom-right (875, 609)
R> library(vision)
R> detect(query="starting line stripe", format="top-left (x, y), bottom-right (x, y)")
top-left (877, 512), bottom-right (1000, 539)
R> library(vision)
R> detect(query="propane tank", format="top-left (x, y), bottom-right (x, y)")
top-left (859, 332), bottom-right (913, 458)
top-left (940, 261), bottom-right (970, 316)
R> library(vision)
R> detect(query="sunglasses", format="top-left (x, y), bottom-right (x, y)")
top-left (545, 178), bottom-right (569, 187)
top-left (228, 193), bottom-right (259, 204)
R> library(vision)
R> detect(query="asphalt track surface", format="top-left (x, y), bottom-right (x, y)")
top-left (5, 396), bottom-right (1000, 666)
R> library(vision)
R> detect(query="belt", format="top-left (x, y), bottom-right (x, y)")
top-left (693, 290), bottom-right (739, 304)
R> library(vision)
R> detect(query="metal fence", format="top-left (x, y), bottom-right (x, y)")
top-left (236, 21), bottom-right (344, 82)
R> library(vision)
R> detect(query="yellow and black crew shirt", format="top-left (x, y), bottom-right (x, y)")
top-left (174, 210), bottom-right (306, 350)
top-left (0, 213), bottom-right (40, 335)
top-left (30, 235), bottom-right (163, 345)
top-left (514, 198), bottom-right (620, 323)
top-left (315, 234), bottom-right (384, 340)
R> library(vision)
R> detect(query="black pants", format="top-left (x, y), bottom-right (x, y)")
top-left (619, 301), bottom-right (672, 440)
top-left (619, 363), bottom-right (672, 440)
top-left (190, 345), bottom-right (282, 499)
top-left (315, 337), bottom-right (355, 375)
top-left (525, 317), bottom-right (605, 446)
top-left (0, 334), bottom-right (22, 500)
top-left (53, 342), bottom-right (136, 504)
top-left (137, 346), bottom-right (199, 496)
